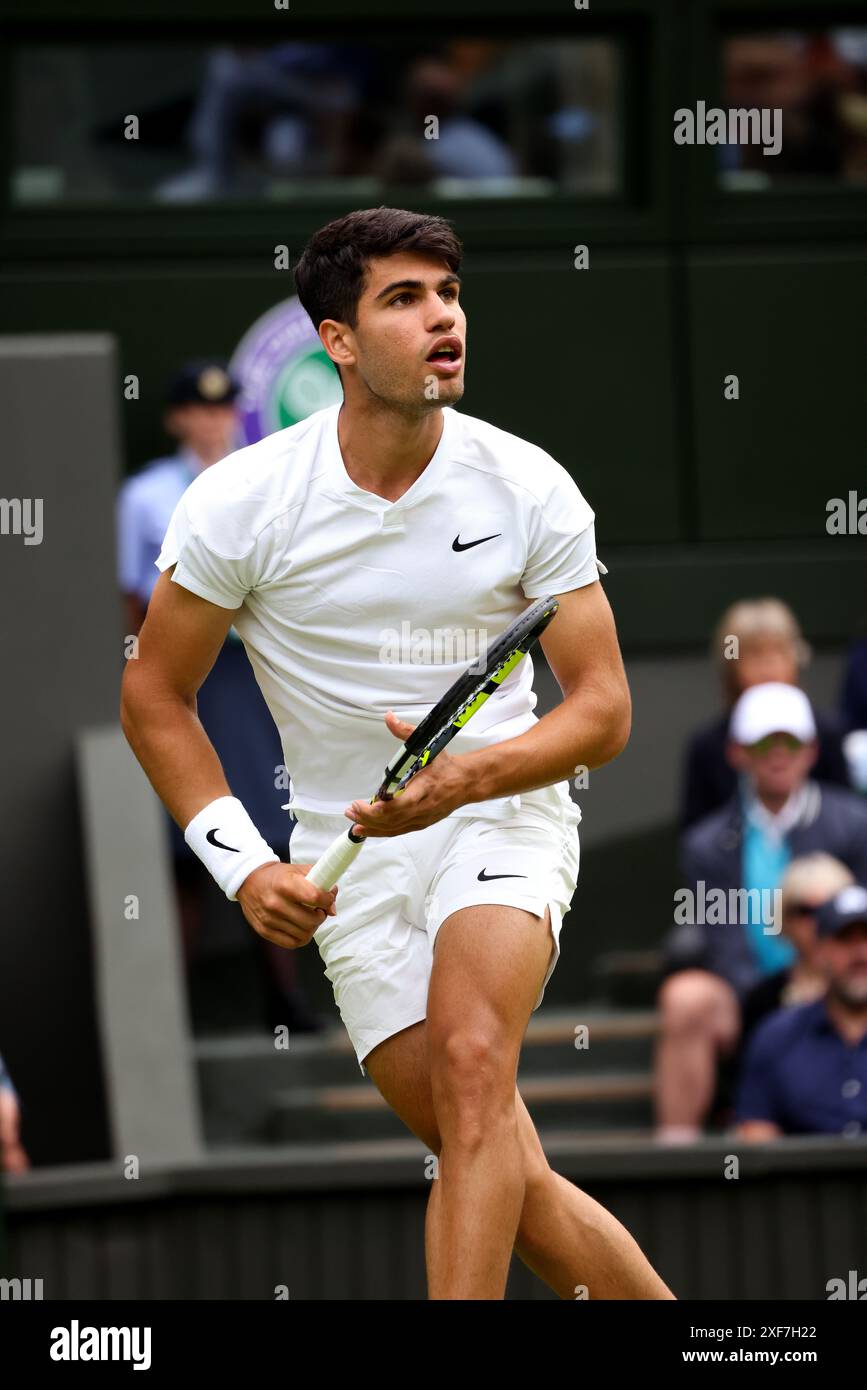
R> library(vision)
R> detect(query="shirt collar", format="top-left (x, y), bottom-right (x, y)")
top-left (177, 446), bottom-right (207, 481)
top-left (743, 782), bottom-right (810, 844)
top-left (321, 404), bottom-right (455, 513)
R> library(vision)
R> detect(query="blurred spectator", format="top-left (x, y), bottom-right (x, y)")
top-left (740, 853), bottom-right (853, 1047)
top-left (840, 636), bottom-right (867, 795)
top-left (681, 598), bottom-right (849, 828)
top-left (0, 1052), bottom-right (29, 1173)
top-left (735, 885), bottom-right (867, 1139)
top-left (118, 361), bottom-right (241, 631)
top-left (117, 362), bottom-right (322, 1033)
top-left (841, 636), bottom-right (867, 732)
top-left (375, 52), bottom-right (517, 186)
top-left (159, 45), bottom-right (369, 200)
top-left (656, 682), bottom-right (867, 1142)
top-left (721, 29), bottom-right (867, 185)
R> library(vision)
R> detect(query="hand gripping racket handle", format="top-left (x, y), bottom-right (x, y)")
top-left (306, 825), bottom-right (367, 890)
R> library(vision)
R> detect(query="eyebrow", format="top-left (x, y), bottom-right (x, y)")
top-left (373, 274), bottom-right (461, 303)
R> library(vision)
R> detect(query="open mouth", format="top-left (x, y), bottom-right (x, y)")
top-left (426, 338), bottom-right (462, 366)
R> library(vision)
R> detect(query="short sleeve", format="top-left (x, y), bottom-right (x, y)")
top-left (156, 490), bottom-right (253, 611)
top-left (733, 1022), bottom-right (783, 1126)
top-left (521, 464), bottom-right (600, 598)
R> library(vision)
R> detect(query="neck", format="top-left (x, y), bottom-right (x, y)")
top-left (337, 397), bottom-right (444, 502)
top-left (756, 788), bottom-right (791, 815)
top-left (825, 993), bottom-right (867, 1045)
top-left (186, 446), bottom-right (222, 471)
top-left (791, 957), bottom-right (823, 982)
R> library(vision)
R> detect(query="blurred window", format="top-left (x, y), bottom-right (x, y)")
top-left (719, 27), bottom-right (867, 190)
top-left (11, 37), bottom-right (621, 205)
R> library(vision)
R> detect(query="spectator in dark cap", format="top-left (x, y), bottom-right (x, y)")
top-left (117, 362), bottom-right (323, 1033)
top-left (118, 361), bottom-right (241, 632)
top-left (735, 884), bottom-right (867, 1138)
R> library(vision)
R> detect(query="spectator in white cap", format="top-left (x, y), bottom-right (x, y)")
top-left (655, 682), bottom-right (867, 1143)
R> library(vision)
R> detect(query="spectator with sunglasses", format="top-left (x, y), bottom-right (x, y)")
top-left (735, 884), bottom-right (867, 1139)
top-left (739, 853), bottom-right (854, 1047)
top-left (655, 682), bottom-right (867, 1142)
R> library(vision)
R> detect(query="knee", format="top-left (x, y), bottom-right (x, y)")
top-left (658, 970), bottom-right (732, 1035)
top-left (430, 1029), bottom-right (516, 1143)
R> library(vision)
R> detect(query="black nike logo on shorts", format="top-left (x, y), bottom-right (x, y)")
top-left (477, 868), bottom-right (528, 881)
top-left (452, 533), bottom-right (502, 551)
top-left (206, 829), bottom-right (240, 852)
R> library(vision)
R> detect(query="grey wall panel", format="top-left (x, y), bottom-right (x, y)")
top-left (77, 726), bottom-right (202, 1166)
top-left (0, 336), bottom-right (123, 1166)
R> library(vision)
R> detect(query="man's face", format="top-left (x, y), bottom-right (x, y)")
top-left (330, 251), bottom-right (466, 413)
top-left (782, 886), bottom-right (842, 957)
top-left (724, 38), bottom-right (810, 112)
top-left (820, 922), bottom-right (867, 1007)
top-left (165, 403), bottom-right (237, 459)
top-left (729, 732), bottom-right (817, 799)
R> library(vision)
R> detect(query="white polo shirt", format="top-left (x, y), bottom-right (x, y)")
top-left (156, 403), bottom-right (599, 820)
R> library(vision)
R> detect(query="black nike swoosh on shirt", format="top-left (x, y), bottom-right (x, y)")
top-left (206, 829), bottom-right (240, 853)
top-left (452, 533), bottom-right (502, 551)
top-left (477, 868), bottom-right (528, 882)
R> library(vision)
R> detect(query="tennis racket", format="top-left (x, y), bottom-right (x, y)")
top-left (305, 594), bottom-right (559, 890)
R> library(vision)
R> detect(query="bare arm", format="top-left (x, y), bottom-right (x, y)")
top-left (120, 569), bottom-right (336, 944)
top-left (466, 580), bottom-right (631, 799)
top-left (0, 1087), bottom-right (29, 1174)
top-left (346, 582), bottom-right (631, 836)
top-left (120, 569), bottom-right (237, 826)
top-left (122, 592), bottom-right (148, 638)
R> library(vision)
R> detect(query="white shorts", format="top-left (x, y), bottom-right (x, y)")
top-left (289, 782), bottom-right (581, 1073)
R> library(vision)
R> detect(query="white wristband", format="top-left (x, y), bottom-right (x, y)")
top-left (184, 796), bottom-right (279, 901)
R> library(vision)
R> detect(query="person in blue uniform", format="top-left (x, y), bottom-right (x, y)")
top-left (117, 361), bottom-right (322, 1032)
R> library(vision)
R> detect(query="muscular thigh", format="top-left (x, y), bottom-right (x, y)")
top-left (427, 903), bottom-right (554, 1061)
top-left (364, 1017), bottom-right (549, 1175)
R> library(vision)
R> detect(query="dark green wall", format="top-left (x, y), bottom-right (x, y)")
top-left (1, 0), bottom-right (864, 647)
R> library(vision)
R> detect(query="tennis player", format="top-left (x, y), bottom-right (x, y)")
top-left (121, 206), bottom-right (673, 1300)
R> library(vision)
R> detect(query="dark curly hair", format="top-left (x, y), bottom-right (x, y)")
top-left (294, 206), bottom-right (462, 331)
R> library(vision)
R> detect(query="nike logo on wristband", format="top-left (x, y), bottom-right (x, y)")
top-left (206, 829), bottom-right (240, 852)
top-left (477, 868), bottom-right (527, 881)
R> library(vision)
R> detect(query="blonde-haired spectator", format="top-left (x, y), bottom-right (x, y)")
top-left (681, 597), bottom-right (849, 828)
top-left (739, 853), bottom-right (856, 1042)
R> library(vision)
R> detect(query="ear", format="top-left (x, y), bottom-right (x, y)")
top-left (319, 319), bottom-right (356, 371)
top-left (726, 740), bottom-right (748, 773)
top-left (804, 738), bottom-right (819, 770)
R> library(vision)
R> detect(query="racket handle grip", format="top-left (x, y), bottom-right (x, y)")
top-left (305, 827), bottom-right (366, 890)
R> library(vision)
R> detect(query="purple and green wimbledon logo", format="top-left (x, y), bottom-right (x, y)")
top-left (229, 296), bottom-right (342, 446)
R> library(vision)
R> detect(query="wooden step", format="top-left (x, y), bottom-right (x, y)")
top-left (266, 1071), bottom-right (655, 1143)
